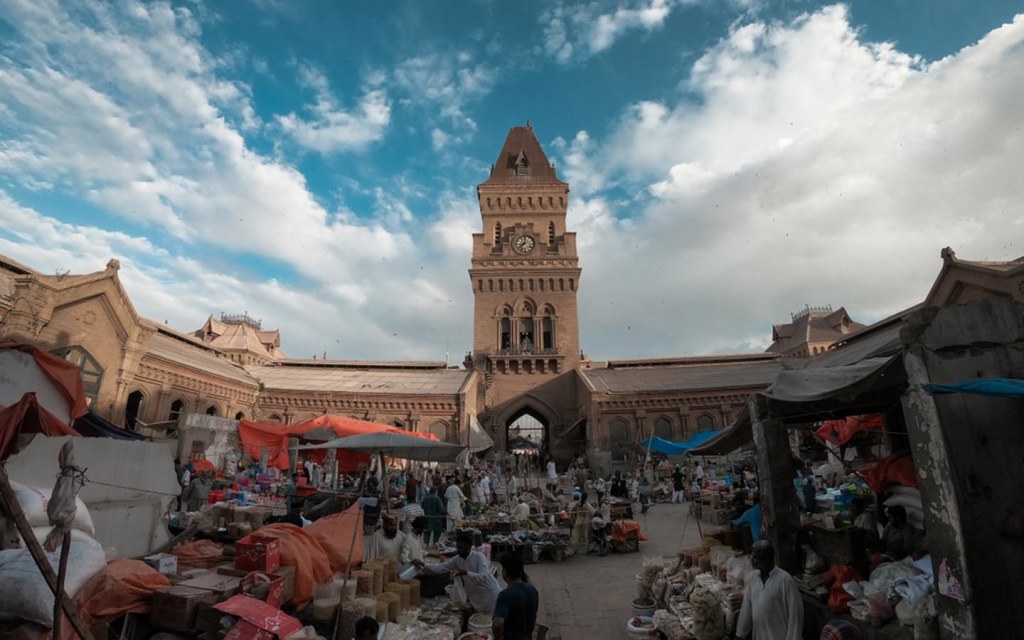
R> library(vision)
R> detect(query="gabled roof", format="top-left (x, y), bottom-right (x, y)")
top-left (480, 124), bottom-right (566, 186)
top-left (767, 306), bottom-right (864, 353)
top-left (146, 330), bottom-right (258, 386)
top-left (249, 362), bottom-right (472, 395)
top-left (922, 247), bottom-right (1024, 307)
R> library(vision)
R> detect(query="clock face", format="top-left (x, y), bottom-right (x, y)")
top-left (513, 234), bottom-right (535, 254)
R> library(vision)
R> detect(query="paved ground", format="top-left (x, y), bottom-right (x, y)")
top-left (528, 500), bottom-right (714, 640)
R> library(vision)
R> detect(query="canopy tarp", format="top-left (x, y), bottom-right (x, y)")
top-left (765, 356), bottom-right (899, 404)
top-left (468, 414), bottom-right (494, 453)
top-left (687, 406), bottom-right (752, 456)
top-left (0, 392), bottom-right (80, 460)
top-left (74, 411), bottom-right (148, 440)
top-left (641, 430), bottom-right (723, 456)
top-left (237, 414), bottom-right (436, 471)
top-left (815, 413), bottom-right (886, 446)
top-left (293, 430), bottom-right (464, 463)
top-left (0, 341), bottom-right (89, 424)
top-left (925, 378), bottom-right (1024, 398)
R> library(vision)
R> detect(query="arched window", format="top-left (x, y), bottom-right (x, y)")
top-left (477, 279), bottom-right (483, 292)
top-left (52, 346), bottom-right (102, 404)
top-left (268, 413), bottom-right (283, 423)
top-left (488, 279), bottom-right (493, 292)
top-left (610, 419), bottom-right (630, 462)
top-left (205, 405), bottom-right (218, 417)
top-left (549, 278), bottom-right (554, 291)
top-left (500, 317), bottom-right (511, 350)
top-left (124, 390), bottom-right (145, 431)
top-left (696, 413), bottom-right (715, 431)
top-left (429, 421), bottom-right (448, 441)
top-left (539, 279), bottom-right (545, 292)
top-left (548, 221), bottom-right (555, 244)
top-left (542, 316), bottom-right (553, 350)
top-left (654, 417), bottom-right (673, 440)
top-left (494, 222), bottom-right (501, 244)
top-left (569, 278), bottom-right (575, 291)
top-left (169, 399), bottom-right (185, 421)
top-left (499, 280), bottom-right (505, 292)
top-left (518, 318), bottom-right (534, 352)
top-left (234, 411), bottom-right (245, 420)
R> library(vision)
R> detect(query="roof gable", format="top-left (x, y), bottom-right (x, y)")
top-left (480, 124), bottom-right (566, 186)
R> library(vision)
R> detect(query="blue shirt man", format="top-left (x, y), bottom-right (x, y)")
top-left (493, 553), bottom-right (539, 640)
top-left (734, 499), bottom-right (763, 543)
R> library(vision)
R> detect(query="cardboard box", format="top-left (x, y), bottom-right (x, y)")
top-left (178, 573), bottom-right (244, 602)
top-left (218, 563), bottom-right (295, 604)
top-left (235, 535), bottom-right (281, 573)
top-left (214, 595), bottom-right (302, 640)
top-left (151, 586), bottom-right (218, 632)
top-left (144, 553), bottom-right (178, 576)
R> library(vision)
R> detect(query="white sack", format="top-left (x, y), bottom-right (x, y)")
top-left (0, 530), bottom-right (106, 627)
top-left (9, 481), bottom-right (94, 535)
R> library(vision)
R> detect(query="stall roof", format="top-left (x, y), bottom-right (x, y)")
top-left (292, 431), bottom-right (463, 463)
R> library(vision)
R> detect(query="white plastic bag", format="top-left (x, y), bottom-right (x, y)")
top-left (0, 530), bottom-right (107, 627)
top-left (450, 576), bottom-right (468, 607)
top-left (9, 481), bottom-right (94, 535)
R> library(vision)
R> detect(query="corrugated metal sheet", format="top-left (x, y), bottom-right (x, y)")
top-left (249, 364), bottom-right (471, 395)
top-left (581, 359), bottom-right (783, 394)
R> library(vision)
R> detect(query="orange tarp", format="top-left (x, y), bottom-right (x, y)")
top-left (863, 451), bottom-right (919, 493)
top-left (0, 342), bottom-right (89, 421)
top-left (257, 523), bottom-right (334, 608)
top-left (304, 502), bottom-right (364, 574)
top-left (0, 393), bottom-right (80, 461)
top-left (238, 414), bottom-right (439, 471)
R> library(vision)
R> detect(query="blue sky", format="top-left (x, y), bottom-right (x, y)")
top-left (0, 0), bottom-right (1022, 361)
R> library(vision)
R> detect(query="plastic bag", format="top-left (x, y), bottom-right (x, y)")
top-left (450, 576), bottom-right (468, 607)
top-left (802, 544), bottom-right (826, 574)
top-left (9, 481), bottom-right (94, 535)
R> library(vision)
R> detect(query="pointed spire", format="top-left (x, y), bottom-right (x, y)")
top-left (481, 124), bottom-right (565, 186)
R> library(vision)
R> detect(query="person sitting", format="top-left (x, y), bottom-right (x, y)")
top-left (364, 514), bottom-right (406, 562)
top-left (354, 616), bottom-right (378, 640)
top-left (401, 517), bottom-right (427, 564)
top-left (733, 494), bottom-right (763, 543)
top-left (850, 498), bottom-right (878, 544)
top-left (877, 505), bottom-right (915, 561)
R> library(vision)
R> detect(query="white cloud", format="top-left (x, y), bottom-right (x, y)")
top-left (557, 6), bottom-right (1024, 357)
top-left (276, 65), bottom-right (391, 153)
top-left (542, 0), bottom-right (690, 64)
top-left (392, 51), bottom-right (495, 137)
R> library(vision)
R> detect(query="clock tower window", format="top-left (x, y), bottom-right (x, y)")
top-left (494, 222), bottom-right (502, 244)
top-left (542, 316), bottom-right (553, 350)
top-left (548, 221), bottom-right (555, 244)
top-left (500, 317), bottom-right (511, 351)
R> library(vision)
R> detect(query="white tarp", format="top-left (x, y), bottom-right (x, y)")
top-left (0, 349), bottom-right (72, 423)
top-left (468, 415), bottom-right (494, 453)
top-left (5, 436), bottom-right (180, 557)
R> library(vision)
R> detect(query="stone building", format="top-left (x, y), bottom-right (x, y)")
top-left (3, 124), bottom-right (1022, 474)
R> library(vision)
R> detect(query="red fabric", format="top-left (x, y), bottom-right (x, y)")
top-left (824, 564), bottom-right (863, 613)
top-left (611, 519), bottom-right (647, 543)
top-left (214, 595), bottom-right (302, 639)
top-left (304, 503), bottom-right (364, 574)
top-left (0, 342), bottom-right (89, 420)
top-left (862, 451), bottom-right (918, 493)
top-left (237, 415), bottom-right (433, 471)
top-left (816, 414), bottom-right (885, 446)
top-left (191, 458), bottom-right (218, 474)
top-left (0, 393), bottom-right (80, 460)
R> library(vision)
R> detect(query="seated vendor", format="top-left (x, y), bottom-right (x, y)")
top-left (876, 505), bottom-right (915, 560)
top-left (414, 531), bottom-right (503, 615)
top-left (733, 494), bottom-right (763, 543)
top-left (401, 516), bottom-right (427, 564)
top-left (850, 498), bottom-right (878, 540)
top-left (364, 514), bottom-right (406, 562)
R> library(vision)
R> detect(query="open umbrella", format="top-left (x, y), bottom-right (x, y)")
top-left (292, 431), bottom-right (463, 463)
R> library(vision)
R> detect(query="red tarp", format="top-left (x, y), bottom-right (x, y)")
top-left (0, 393), bottom-right (80, 461)
top-left (0, 342), bottom-right (89, 421)
top-left (816, 413), bottom-right (886, 446)
top-left (238, 414), bottom-right (439, 472)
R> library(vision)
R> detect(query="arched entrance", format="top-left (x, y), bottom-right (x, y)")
top-left (124, 390), bottom-right (145, 431)
top-left (505, 406), bottom-right (548, 457)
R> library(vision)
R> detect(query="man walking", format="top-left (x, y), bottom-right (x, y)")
top-left (735, 540), bottom-right (803, 640)
top-left (492, 553), bottom-right (539, 640)
top-left (672, 465), bottom-right (685, 503)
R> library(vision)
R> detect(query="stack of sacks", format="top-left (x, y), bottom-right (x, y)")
top-left (884, 486), bottom-right (925, 529)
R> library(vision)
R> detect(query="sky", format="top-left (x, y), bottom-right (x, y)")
top-left (0, 0), bottom-right (1022, 363)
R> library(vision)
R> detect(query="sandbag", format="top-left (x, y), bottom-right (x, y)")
top-left (0, 530), bottom-right (107, 627)
top-left (9, 481), bottom-right (94, 535)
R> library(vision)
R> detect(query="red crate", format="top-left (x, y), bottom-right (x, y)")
top-left (235, 535), bottom-right (281, 573)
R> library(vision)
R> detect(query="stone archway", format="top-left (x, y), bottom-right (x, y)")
top-left (493, 393), bottom-right (562, 457)
top-left (505, 406), bottom-right (548, 455)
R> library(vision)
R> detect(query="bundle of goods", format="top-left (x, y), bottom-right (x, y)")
top-left (689, 586), bottom-right (726, 640)
top-left (883, 485), bottom-right (925, 530)
top-left (627, 616), bottom-right (657, 639)
top-left (401, 578), bottom-right (421, 606)
top-left (653, 609), bottom-right (693, 640)
top-left (355, 570), bottom-right (374, 596)
top-left (364, 561), bottom-right (386, 595)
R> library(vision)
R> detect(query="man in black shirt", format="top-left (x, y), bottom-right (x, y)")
top-left (492, 553), bottom-right (539, 640)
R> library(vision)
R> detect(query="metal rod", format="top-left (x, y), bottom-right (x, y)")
top-left (331, 504), bottom-right (364, 640)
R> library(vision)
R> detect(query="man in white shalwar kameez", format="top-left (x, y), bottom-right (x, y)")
top-left (735, 540), bottom-right (803, 640)
top-left (414, 531), bottom-right (502, 614)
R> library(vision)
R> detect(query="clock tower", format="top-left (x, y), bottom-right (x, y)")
top-left (469, 123), bottom-right (582, 408)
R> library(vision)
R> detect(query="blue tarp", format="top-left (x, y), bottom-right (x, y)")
top-left (640, 430), bottom-right (723, 456)
top-left (924, 378), bottom-right (1024, 398)
top-left (73, 411), bottom-right (148, 440)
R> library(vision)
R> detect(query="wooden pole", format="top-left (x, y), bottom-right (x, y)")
top-left (53, 530), bottom-right (71, 640)
top-left (0, 466), bottom-right (93, 640)
top-left (331, 504), bottom-right (364, 640)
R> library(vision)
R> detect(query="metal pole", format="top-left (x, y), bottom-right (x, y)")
top-left (331, 504), bottom-right (364, 640)
top-left (53, 530), bottom-right (71, 640)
